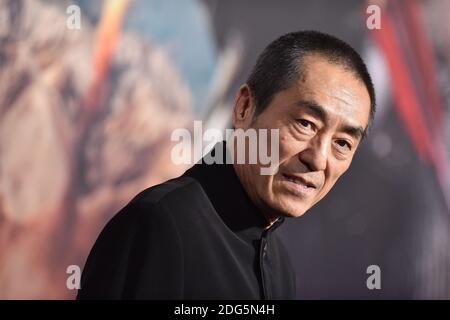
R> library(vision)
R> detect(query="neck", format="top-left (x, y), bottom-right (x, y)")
top-left (232, 163), bottom-right (279, 229)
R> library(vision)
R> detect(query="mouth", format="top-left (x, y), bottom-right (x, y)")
top-left (281, 173), bottom-right (317, 195)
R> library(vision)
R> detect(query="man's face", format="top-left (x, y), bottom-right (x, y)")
top-left (232, 54), bottom-right (371, 218)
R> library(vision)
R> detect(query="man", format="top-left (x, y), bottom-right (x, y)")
top-left (77, 30), bottom-right (375, 299)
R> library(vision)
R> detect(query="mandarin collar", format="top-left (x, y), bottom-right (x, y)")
top-left (184, 141), bottom-right (284, 241)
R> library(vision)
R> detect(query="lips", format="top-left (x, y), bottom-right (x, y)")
top-left (282, 173), bottom-right (317, 189)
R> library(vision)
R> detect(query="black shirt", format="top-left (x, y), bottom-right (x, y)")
top-left (77, 143), bottom-right (296, 299)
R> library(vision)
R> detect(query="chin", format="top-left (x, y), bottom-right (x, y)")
top-left (281, 207), bottom-right (309, 218)
top-left (267, 196), bottom-right (312, 218)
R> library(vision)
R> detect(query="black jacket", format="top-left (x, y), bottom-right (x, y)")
top-left (77, 144), bottom-right (296, 299)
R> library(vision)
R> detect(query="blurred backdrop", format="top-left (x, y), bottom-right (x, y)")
top-left (0, 0), bottom-right (449, 299)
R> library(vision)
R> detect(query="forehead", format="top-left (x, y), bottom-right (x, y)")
top-left (288, 54), bottom-right (371, 128)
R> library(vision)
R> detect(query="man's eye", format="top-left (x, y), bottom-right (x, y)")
top-left (335, 139), bottom-right (351, 150)
top-left (297, 119), bottom-right (313, 130)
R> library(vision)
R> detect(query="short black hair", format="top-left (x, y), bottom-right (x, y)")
top-left (247, 30), bottom-right (376, 134)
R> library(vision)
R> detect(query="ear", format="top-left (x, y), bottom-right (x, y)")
top-left (232, 84), bottom-right (256, 129)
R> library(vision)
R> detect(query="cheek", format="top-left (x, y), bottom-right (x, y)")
top-left (277, 128), bottom-right (307, 161)
top-left (250, 164), bottom-right (271, 188)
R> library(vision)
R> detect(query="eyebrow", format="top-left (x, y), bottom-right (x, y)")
top-left (340, 124), bottom-right (365, 141)
top-left (295, 100), bottom-right (327, 122)
top-left (295, 100), bottom-right (366, 141)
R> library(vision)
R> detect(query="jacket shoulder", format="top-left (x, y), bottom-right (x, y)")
top-left (133, 175), bottom-right (201, 205)
top-left (97, 174), bottom-right (206, 240)
top-left (77, 176), bottom-right (195, 299)
top-left (127, 175), bottom-right (208, 217)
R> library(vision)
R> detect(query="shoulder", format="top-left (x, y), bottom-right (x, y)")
top-left (132, 175), bottom-right (204, 209)
top-left (85, 176), bottom-right (202, 264)
top-left (79, 177), bottom-right (194, 299)
top-left (104, 175), bottom-right (206, 233)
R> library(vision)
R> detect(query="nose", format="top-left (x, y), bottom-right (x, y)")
top-left (298, 135), bottom-right (328, 172)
